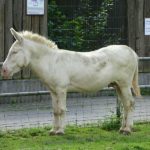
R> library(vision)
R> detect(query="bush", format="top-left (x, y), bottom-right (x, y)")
top-left (48, 0), bottom-right (121, 51)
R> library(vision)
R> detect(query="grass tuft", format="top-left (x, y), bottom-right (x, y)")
top-left (101, 115), bottom-right (121, 131)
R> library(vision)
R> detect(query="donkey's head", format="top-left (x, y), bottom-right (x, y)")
top-left (1, 28), bottom-right (29, 78)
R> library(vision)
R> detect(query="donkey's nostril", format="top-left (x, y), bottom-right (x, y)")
top-left (3, 68), bottom-right (6, 73)
top-left (2, 66), bottom-right (8, 74)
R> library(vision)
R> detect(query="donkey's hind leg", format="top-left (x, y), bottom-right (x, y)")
top-left (117, 86), bottom-right (135, 135)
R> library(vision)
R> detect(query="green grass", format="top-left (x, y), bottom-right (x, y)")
top-left (0, 124), bottom-right (150, 150)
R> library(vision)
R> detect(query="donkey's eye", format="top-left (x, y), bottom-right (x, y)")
top-left (12, 51), bottom-right (18, 55)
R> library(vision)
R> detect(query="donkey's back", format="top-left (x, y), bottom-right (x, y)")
top-left (64, 45), bottom-right (138, 92)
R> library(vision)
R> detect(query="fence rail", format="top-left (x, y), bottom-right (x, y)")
top-left (139, 57), bottom-right (150, 60)
top-left (0, 85), bottom-right (150, 98)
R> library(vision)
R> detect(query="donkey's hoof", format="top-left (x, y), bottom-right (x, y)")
top-left (55, 130), bottom-right (65, 135)
top-left (49, 130), bottom-right (56, 136)
top-left (49, 131), bottom-right (56, 136)
top-left (122, 130), bottom-right (131, 135)
top-left (119, 128), bottom-right (131, 135)
top-left (119, 128), bottom-right (124, 134)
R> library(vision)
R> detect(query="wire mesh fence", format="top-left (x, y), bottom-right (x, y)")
top-left (0, 76), bottom-right (150, 130)
top-left (0, 93), bottom-right (117, 130)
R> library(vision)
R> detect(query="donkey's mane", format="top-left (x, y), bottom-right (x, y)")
top-left (20, 31), bottom-right (58, 49)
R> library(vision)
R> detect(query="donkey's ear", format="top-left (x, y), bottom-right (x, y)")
top-left (10, 28), bottom-right (23, 43)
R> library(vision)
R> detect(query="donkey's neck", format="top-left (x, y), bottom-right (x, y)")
top-left (26, 41), bottom-right (58, 80)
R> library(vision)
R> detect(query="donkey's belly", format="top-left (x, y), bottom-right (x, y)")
top-left (67, 79), bottom-right (109, 93)
top-left (67, 66), bottom-right (114, 92)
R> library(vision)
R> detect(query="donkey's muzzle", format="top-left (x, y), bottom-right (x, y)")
top-left (1, 65), bottom-right (10, 79)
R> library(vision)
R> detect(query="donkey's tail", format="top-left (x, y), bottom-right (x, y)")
top-left (132, 63), bottom-right (141, 97)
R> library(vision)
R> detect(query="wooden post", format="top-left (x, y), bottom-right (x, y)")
top-left (32, 16), bottom-right (40, 33)
top-left (13, 0), bottom-right (23, 79)
top-left (4, 0), bottom-right (13, 58)
top-left (30, 16), bottom-right (40, 78)
top-left (22, 0), bottom-right (32, 79)
top-left (135, 0), bottom-right (145, 56)
top-left (127, 0), bottom-right (145, 56)
top-left (40, 0), bottom-right (48, 37)
top-left (144, 0), bottom-right (150, 56)
top-left (0, 0), bottom-right (5, 62)
top-left (127, 0), bottom-right (136, 50)
top-left (23, 0), bottom-right (32, 31)
top-left (116, 93), bottom-right (121, 118)
top-left (13, 0), bottom-right (23, 31)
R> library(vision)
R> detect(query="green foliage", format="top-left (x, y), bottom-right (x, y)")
top-left (141, 88), bottom-right (150, 95)
top-left (48, 0), bottom-right (120, 51)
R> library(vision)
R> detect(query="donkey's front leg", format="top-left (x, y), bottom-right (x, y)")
top-left (55, 88), bottom-right (67, 135)
top-left (49, 92), bottom-right (59, 135)
top-left (50, 88), bottom-right (67, 135)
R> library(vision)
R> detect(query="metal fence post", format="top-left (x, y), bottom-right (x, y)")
top-left (116, 95), bottom-right (121, 118)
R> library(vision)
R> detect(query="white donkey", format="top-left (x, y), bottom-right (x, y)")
top-left (1, 28), bottom-right (141, 135)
